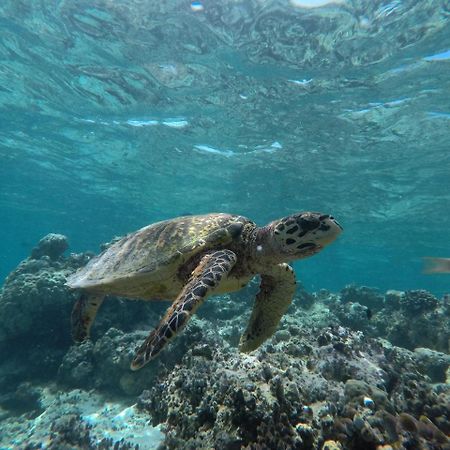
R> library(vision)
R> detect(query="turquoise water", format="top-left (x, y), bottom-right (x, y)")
top-left (1, 1), bottom-right (450, 296)
top-left (1, 2), bottom-right (450, 449)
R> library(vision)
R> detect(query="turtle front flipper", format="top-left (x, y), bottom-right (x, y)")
top-left (239, 263), bottom-right (296, 353)
top-left (71, 292), bottom-right (105, 342)
top-left (130, 249), bottom-right (237, 370)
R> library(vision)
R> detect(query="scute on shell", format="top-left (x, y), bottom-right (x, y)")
top-left (66, 213), bottom-right (248, 290)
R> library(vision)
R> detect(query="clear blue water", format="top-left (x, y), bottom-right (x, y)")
top-left (1, 0), bottom-right (449, 297)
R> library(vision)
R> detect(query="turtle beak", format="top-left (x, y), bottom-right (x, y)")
top-left (318, 215), bottom-right (342, 246)
top-left (332, 218), bottom-right (343, 231)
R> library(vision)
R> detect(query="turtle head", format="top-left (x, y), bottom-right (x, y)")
top-left (262, 212), bottom-right (342, 261)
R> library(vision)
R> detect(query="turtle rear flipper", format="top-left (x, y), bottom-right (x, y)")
top-left (130, 249), bottom-right (237, 370)
top-left (71, 292), bottom-right (105, 342)
top-left (239, 263), bottom-right (296, 352)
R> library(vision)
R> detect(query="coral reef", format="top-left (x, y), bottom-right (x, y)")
top-left (0, 250), bottom-right (76, 344)
top-left (0, 235), bottom-right (161, 397)
top-left (30, 233), bottom-right (69, 260)
top-left (340, 285), bottom-right (384, 310)
top-left (0, 386), bottom-right (163, 449)
top-left (0, 239), bottom-right (449, 449)
top-left (398, 290), bottom-right (439, 314)
top-left (58, 325), bottom-right (196, 396)
top-left (0, 235), bottom-right (158, 347)
top-left (413, 348), bottom-right (450, 383)
top-left (138, 319), bottom-right (449, 449)
top-left (331, 286), bottom-right (450, 353)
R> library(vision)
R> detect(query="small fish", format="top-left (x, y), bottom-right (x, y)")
top-left (366, 308), bottom-right (372, 320)
top-left (423, 257), bottom-right (450, 274)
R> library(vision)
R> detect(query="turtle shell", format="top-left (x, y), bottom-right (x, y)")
top-left (66, 213), bottom-right (249, 292)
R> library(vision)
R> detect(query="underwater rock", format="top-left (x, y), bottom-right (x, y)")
top-left (0, 237), bottom-right (161, 397)
top-left (30, 233), bottom-right (69, 260)
top-left (384, 290), bottom-right (404, 309)
top-left (273, 329), bottom-right (292, 343)
top-left (413, 348), bottom-right (450, 383)
top-left (329, 301), bottom-right (373, 333)
top-left (344, 379), bottom-right (390, 410)
top-left (0, 257), bottom-right (72, 344)
top-left (373, 290), bottom-right (449, 353)
top-left (0, 239), bottom-right (91, 346)
top-left (399, 290), bottom-right (439, 314)
top-left (58, 321), bottom-right (206, 396)
top-left (48, 414), bottom-right (94, 449)
top-left (58, 340), bottom-right (96, 387)
top-left (340, 285), bottom-right (384, 310)
top-left (293, 287), bottom-right (316, 310)
top-left (331, 288), bottom-right (449, 353)
top-left (326, 408), bottom-right (450, 449)
top-left (59, 328), bottom-right (157, 395)
top-left (0, 387), bottom-right (164, 449)
top-left (0, 235), bottom-right (159, 345)
top-left (0, 382), bottom-right (43, 417)
top-left (137, 309), bottom-right (449, 449)
top-left (378, 343), bottom-right (450, 436)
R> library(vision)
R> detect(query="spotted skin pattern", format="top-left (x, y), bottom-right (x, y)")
top-left (71, 293), bottom-right (104, 343)
top-left (130, 249), bottom-right (237, 370)
top-left (239, 263), bottom-right (296, 352)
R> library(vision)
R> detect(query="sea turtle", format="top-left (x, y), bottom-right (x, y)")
top-left (66, 211), bottom-right (342, 370)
